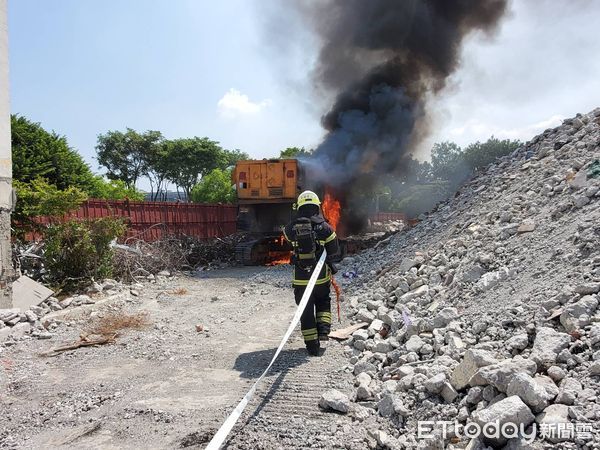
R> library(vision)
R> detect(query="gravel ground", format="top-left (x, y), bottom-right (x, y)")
top-left (0, 266), bottom-right (367, 449)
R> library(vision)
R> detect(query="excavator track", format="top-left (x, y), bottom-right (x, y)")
top-left (224, 338), bottom-right (355, 450)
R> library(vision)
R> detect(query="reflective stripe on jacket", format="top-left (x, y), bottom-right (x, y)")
top-left (283, 214), bottom-right (339, 287)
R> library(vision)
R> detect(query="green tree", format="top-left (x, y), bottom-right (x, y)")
top-left (11, 115), bottom-right (96, 191)
top-left (279, 147), bottom-right (313, 158)
top-left (88, 177), bottom-right (145, 201)
top-left (430, 141), bottom-right (462, 179)
top-left (144, 143), bottom-right (171, 200)
top-left (96, 128), bottom-right (163, 188)
top-left (44, 217), bottom-right (126, 289)
top-left (223, 149), bottom-right (249, 167)
top-left (14, 178), bottom-right (87, 220)
top-left (190, 168), bottom-right (235, 204)
top-left (388, 181), bottom-right (452, 217)
top-left (463, 136), bottom-right (522, 172)
top-left (13, 178), bottom-right (88, 237)
top-left (163, 137), bottom-right (226, 199)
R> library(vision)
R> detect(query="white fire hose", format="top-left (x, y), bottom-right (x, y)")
top-left (205, 250), bottom-right (328, 450)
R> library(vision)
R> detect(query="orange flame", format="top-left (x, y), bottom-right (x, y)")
top-left (267, 255), bottom-right (291, 266)
top-left (322, 190), bottom-right (341, 231)
top-left (267, 235), bottom-right (291, 265)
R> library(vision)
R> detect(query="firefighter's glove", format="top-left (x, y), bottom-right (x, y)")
top-left (328, 262), bottom-right (339, 275)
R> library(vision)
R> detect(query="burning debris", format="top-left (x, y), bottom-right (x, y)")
top-left (267, 235), bottom-right (292, 266)
top-left (288, 0), bottom-right (509, 232)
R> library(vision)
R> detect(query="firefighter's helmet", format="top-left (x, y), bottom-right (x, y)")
top-left (297, 190), bottom-right (321, 208)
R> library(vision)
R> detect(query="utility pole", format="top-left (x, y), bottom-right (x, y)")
top-left (0, 0), bottom-right (14, 309)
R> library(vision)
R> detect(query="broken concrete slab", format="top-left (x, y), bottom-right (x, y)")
top-left (450, 348), bottom-right (498, 390)
top-left (517, 219), bottom-right (536, 233)
top-left (472, 396), bottom-right (534, 447)
top-left (470, 357), bottom-right (537, 392)
top-left (536, 404), bottom-right (571, 443)
top-left (530, 327), bottom-right (571, 370)
top-left (329, 322), bottom-right (369, 340)
top-left (0, 325), bottom-right (11, 342)
top-left (41, 293), bottom-right (128, 328)
top-left (319, 389), bottom-right (350, 413)
top-left (12, 275), bottom-right (53, 312)
top-left (9, 322), bottom-right (31, 339)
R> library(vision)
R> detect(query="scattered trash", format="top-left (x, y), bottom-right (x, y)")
top-left (40, 312), bottom-right (150, 357)
top-left (171, 288), bottom-right (188, 296)
top-left (588, 159), bottom-right (600, 178)
top-left (379, 323), bottom-right (391, 338)
top-left (328, 322), bottom-right (369, 340)
top-left (14, 241), bottom-right (45, 281)
top-left (342, 270), bottom-right (358, 279)
top-left (40, 332), bottom-right (117, 357)
top-left (401, 308), bottom-right (412, 327)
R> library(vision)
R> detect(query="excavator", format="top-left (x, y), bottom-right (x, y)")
top-left (232, 158), bottom-right (336, 265)
top-left (232, 158), bottom-right (410, 265)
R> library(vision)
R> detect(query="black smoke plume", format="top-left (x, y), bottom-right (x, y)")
top-left (295, 0), bottom-right (509, 231)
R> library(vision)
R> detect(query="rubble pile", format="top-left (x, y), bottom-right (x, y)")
top-left (331, 109), bottom-right (600, 449)
top-left (0, 272), bottom-right (181, 345)
top-left (0, 296), bottom-right (75, 344)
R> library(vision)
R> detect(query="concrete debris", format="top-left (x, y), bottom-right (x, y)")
top-left (469, 357), bottom-right (538, 392)
top-left (450, 349), bottom-right (497, 390)
top-left (506, 333), bottom-right (529, 351)
top-left (590, 361), bottom-right (600, 376)
top-left (377, 392), bottom-right (408, 418)
top-left (1, 278), bottom-right (142, 344)
top-left (554, 378), bottom-right (583, 405)
top-left (319, 389), bottom-right (350, 413)
top-left (547, 366), bottom-right (567, 382)
top-left (559, 295), bottom-right (598, 332)
top-left (536, 404), bottom-right (571, 443)
top-left (530, 327), bottom-right (571, 369)
top-left (335, 108), bottom-right (600, 448)
top-left (404, 335), bottom-right (424, 353)
top-left (505, 372), bottom-right (553, 412)
top-left (12, 275), bottom-right (54, 311)
top-left (472, 396), bottom-right (535, 447)
top-left (424, 373), bottom-right (446, 394)
top-left (517, 219), bottom-right (536, 233)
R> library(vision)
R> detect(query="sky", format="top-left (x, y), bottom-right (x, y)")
top-left (7, 0), bottom-right (600, 187)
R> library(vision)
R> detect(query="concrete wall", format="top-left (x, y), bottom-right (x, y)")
top-left (0, 0), bottom-right (13, 309)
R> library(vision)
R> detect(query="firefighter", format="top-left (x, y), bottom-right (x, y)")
top-left (282, 190), bottom-right (339, 356)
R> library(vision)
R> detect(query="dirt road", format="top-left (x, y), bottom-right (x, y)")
top-left (0, 267), bottom-right (358, 449)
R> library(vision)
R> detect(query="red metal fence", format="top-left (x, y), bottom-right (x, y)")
top-left (35, 199), bottom-right (238, 242)
top-left (28, 200), bottom-right (407, 242)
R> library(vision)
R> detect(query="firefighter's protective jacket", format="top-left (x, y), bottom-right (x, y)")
top-left (282, 214), bottom-right (338, 287)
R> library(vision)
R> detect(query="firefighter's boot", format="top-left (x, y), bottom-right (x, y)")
top-left (302, 327), bottom-right (320, 356)
top-left (305, 339), bottom-right (320, 356)
top-left (316, 311), bottom-right (331, 341)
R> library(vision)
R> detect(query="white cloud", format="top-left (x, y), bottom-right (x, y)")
top-left (448, 114), bottom-right (564, 143)
top-left (217, 88), bottom-right (272, 118)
